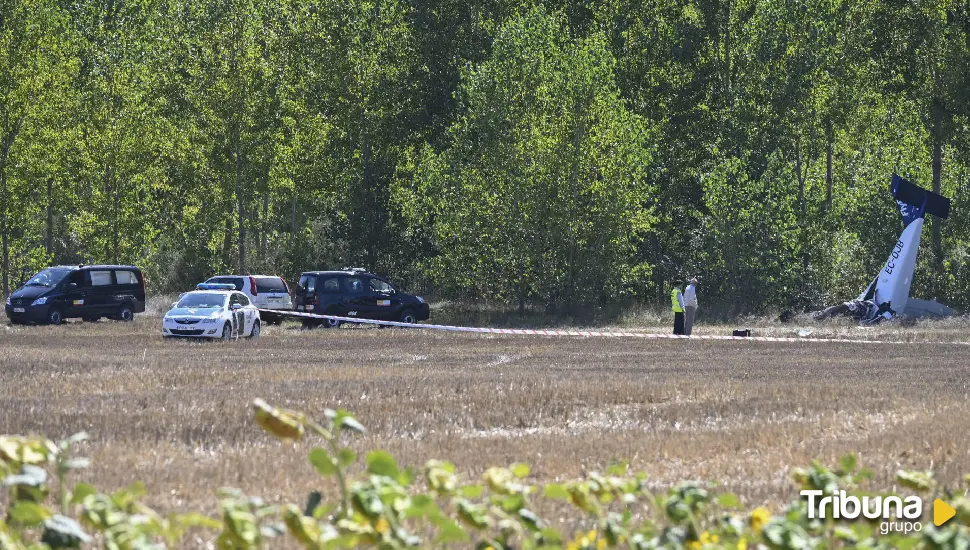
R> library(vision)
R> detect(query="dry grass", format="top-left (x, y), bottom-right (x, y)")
top-left (2, 314), bottom-right (970, 521)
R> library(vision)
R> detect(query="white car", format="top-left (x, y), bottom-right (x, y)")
top-left (203, 274), bottom-right (293, 324)
top-left (162, 285), bottom-right (261, 339)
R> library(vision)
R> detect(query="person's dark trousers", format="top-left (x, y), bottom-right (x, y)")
top-left (673, 312), bottom-right (685, 335)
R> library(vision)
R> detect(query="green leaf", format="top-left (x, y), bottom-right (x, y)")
top-left (606, 462), bottom-right (628, 476)
top-left (543, 484), bottom-right (569, 500)
top-left (174, 513), bottom-right (222, 530)
top-left (309, 448), bottom-right (339, 477)
top-left (510, 462), bottom-right (530, 478)
top-left (337, 448), bottom-right (357, 468)
top-left (9, 501), bottom-right (51, 526)
top-left (896, 470), bottom-right (934, 491)
top-left (366, 450), bottom-right (399, 478)
top-left (334, 410), bottom-right (366, 434)
top-left (717, 492), bottom-right (740, 509)
top-left (69, 483), bottom-right (97, 504)
top-left (518, 508), bottom-right (542, 531)
top-left (460, 484), bottom-right (484, 499)
top-left (434, 518), bottom-right (469, 544)
top-left (839, 454), bottom-right (858, 473)
top-left (397, 467), bottom-right (415, 487)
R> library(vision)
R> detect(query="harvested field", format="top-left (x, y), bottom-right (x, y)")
top-left (2, 315), bottom-right (970, 518)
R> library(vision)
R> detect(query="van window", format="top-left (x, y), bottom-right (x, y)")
top-left (345, 277), bottom-right (363, 293)
top-left (115, 270), bottom-right (138, 285)
top-left (368, 278), bottom-right (393, 293)
top-left (299, 275), bottom-right (315, 293)
top-left (67, 271), bottom-right (88, 288)
top-left (255, 277), bottom-right (287, 293)
top-left (321, 278), bottom-right (341, 293)
top-left (90, 271), bottom-right (113, 286)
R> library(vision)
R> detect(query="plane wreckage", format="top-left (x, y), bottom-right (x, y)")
top-left (813, 174), bottom-right (954, 323)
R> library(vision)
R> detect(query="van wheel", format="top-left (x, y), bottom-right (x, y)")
top-left (249, 320), bottom-right (261, 338)
top-left (322, 310), bottom-right (342, 329)
top-left (47, 308), bottom-right (64, 325)
top-left (116, 304), bottom-right (134, 322)
top-left (398, 309), bottom-right (417, 325)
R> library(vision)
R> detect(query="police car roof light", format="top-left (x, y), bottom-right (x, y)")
top-left (196, 283), bottom-right (236, 291)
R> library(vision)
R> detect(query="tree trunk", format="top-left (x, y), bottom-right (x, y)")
top-left (1, 168), bottom-right (8, 297)
top-left (289, 187), bottom-right (297, 250)
top-left (825, 121), bottom-right (833, 211)
top-left (260, 188), bottom-right (268, 264)
top-left (46, 177), bottom-right (54, 256)
top-left (237, 175), bottom-right (246, 274)
top-left (794, 134), bottom-right (806, 219)
top-left (110, 166), bottom-right (119, 264)
top-left (222, 217), bottom-right (234, 272)
top-left (931, 119), bottom-right (943, 256)
top-left (723, 0), bottom-right (732, 105)
top-left (1, 118), bottom-right (24, 296)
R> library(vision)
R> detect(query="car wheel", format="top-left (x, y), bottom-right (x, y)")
top-left (220, 323), bottom-right (232, 340)
top-left (322, 310), bottom-right (342, 329)
top-left (398, 309), bottom-right (417, 325)
top-left (117, 303), bottom-right (134, 322)
top-left (47, 308), bottom-right (64, 325)
top-left (249, 320), bottom-right (261, 338)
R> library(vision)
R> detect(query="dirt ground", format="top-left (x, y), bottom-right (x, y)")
top-left (2, 315), bottom-right (970, 518)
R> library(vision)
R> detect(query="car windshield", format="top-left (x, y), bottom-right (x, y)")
top-left (176, 293), bottom-right (227, 309)
top-left (24, 268), bottom-right (71, 287)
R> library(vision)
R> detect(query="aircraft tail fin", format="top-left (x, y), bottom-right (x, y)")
top-left (892, 174), bottom-right (950, 225)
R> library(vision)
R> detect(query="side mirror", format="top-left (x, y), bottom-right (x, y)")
top-left (231, 303), bottom-right (243, 311)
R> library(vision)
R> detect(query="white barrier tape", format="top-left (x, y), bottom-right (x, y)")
top-left (261, 309), bottom-right (970, 346)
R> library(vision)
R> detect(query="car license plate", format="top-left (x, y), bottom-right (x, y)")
top-left (13, 307), bottom-right (25, 313)
top-left (176, 325), bottom-right (192, 331)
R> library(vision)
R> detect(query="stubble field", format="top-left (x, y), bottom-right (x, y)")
top-left (2, 313), bottom-right (970, 519)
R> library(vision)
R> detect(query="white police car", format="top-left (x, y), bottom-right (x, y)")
top-left (162, 284), bottom-right (261, 340)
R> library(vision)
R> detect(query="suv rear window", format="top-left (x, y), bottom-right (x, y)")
top-left (208, 277), bottom-right (244, 291)
top-left (299, 275), bottom-right (315, 292)
top-left (255, 277), bottom-right (287, 293)
top-left (115, 270), bottom-right (139, 285)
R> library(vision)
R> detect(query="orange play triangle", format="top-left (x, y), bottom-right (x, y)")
top-left (934, 499), bottom-right (956, 527)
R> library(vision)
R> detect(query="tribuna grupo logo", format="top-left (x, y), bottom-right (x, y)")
top-left (801, 490), bottom-right (925, 535)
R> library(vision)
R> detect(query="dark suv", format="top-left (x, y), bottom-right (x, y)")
top-left (293, 268), bottom-right (429, 328)
top-left (5, 265), bottom-right (146, 325)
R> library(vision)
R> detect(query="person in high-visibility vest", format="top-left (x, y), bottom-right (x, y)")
top-left (671, 280), bottom-right (686, 335)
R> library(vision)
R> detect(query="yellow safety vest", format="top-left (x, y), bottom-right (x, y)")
top-left (671, 288), bottom-right (684, 313)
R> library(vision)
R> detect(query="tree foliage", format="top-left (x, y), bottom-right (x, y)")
top-left (2, 0), bottom-right (970, 315)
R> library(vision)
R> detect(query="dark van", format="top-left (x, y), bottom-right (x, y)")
top-left (293, 268), bottom-right (429, 328)
top-left (5, 265), bottom-right (146, 325)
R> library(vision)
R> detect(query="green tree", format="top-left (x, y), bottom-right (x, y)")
top-left (0, 0), bottom-right (76, 294)
top-left (398, 7), bottom-right (655, 311)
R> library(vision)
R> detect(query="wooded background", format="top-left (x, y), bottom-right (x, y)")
top-left (2, 0), bottom-right (969, 315)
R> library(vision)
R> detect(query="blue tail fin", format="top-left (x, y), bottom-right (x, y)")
top-left (891, 174), bottom-right (950, 226)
